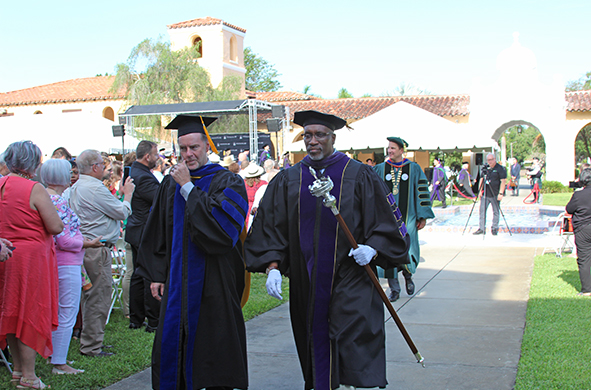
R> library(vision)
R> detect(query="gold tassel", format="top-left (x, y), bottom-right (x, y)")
top-left (200, 116), bottom-right (218, 154)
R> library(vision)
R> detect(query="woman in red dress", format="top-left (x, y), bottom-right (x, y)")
top-left (0, 141), bottom-right (64, 389)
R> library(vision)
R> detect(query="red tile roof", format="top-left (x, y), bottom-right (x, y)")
top-left (167, 17), bottom-right (246, 33)
top-left (0, 76), bottom-right (124, 107)
top-left (255, 94), bottom-right (471, 121)
top-left (254, 91), bottom-right (321, 102)
top-left (3, 76), bottom-right (591, 119)
top-left (566, 90), bottom-right (591, 112)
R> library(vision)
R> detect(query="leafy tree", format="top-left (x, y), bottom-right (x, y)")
top-left (337, 88), bottom-right (353, 99)
top-left (386, 82), bottom-right (432, 96)
top-left (111, 37), bottom-right (244, 138)
top-left (301, 85), bottom-right (321, 98)
top-left (504, 125), bottom-right (545, 164)
top-left (244, 47), bottom-right (282, 92)
top-left (566, 72), bottom-right (591, 92)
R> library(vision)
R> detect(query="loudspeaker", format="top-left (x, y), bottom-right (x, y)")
top-left (112, 125), bottom-right (125, 137)
top-left (475, 153), bottom-right (483, 166)
top-left (271, 105), bottom-right (285, 119)
top-left (267, 118), bottom-right (281, 133)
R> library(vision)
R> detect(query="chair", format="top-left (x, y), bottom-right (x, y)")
top-left (543, 212), bottom-right (575, 257)
top-left (106, 245), bottom-right (126, 325)
top-left (0, 348), bottom-right (12, 374)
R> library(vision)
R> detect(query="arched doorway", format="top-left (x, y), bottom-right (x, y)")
top-left (575, 122), bottom-right (591, 175)
top-left (491, 120), bottom-right (546, 166)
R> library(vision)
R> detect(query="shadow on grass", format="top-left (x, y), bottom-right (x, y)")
top-left (558, 269), bottom-right (581, 292)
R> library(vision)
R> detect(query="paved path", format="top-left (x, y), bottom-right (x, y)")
top-left (105, 231), bottom-right (541, 389)
top-left (106, 176), bottom-right (553, 389)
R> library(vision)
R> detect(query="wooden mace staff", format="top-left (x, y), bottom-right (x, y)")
top-left (309, 168), bottom-right (425, 367)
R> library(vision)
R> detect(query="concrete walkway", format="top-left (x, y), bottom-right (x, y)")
top-left (105, 230), bottom-right (543, 390)
top-left (106, 178), bottom-right (554, 389)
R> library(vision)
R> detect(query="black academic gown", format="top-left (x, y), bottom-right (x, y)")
top-left (137, 165), bottom-right (249, 390)
top-left (245, 153), bottom-right (409, 390)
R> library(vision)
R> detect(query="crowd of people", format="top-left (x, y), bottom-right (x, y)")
top-left (0, 108), bottom-right (578, 390)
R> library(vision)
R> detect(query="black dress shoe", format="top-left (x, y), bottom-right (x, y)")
top-left (405, 278), bottom-right (415, 295)
top-left (492, 229), bottom-right (498, 236)
top-left (129, 323), bottom-right (143, 330)
top-left (81, 351), bottom-right (114, 358)
top-left (473, 229), bottom-right (484, 235)
top-left (388, 291), bottom-right (400, 302)
top-left (145, 325), bottom-right (157, 333)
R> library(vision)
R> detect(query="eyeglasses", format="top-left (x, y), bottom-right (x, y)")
top-left (303, 132), bottom-right (332, 141)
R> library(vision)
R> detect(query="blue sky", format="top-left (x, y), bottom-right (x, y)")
top-left (1, 0), bottom-right (588, 98)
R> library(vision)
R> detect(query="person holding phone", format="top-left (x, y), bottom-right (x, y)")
top-left (125, 141), bottom-right (161, 333)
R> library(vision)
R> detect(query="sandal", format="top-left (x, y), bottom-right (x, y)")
top-left (17, 377), bottom-right (51, 389)
top-left (577, 292), bottom-right (591, 296)
top-left (10, 371), bottom-right (22, 386)
top-left (52, 365), bottom-right (84, 375)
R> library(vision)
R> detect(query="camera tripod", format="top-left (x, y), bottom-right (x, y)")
top-left (462, 166), bottom-right (512, 237)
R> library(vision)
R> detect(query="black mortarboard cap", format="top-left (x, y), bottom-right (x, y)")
top-left (293, 110), bottom-right (346, 131)
top-left (387, 136), bottom-right (408, 148)
top-left (165, 115), bottom-right (219, 153)
top-left (165, 115), bottom-right (217, 137)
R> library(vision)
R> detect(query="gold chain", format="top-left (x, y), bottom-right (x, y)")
top-left (390, 165), bottom-right (402, 195)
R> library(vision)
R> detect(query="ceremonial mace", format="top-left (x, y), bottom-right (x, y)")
top-left (308, 168), bottom-right (425, 367)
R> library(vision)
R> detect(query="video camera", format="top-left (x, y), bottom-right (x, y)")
top-left (569, 180), bottom-right (584, 189)
top-left (480, 163), bottom-right (490, 176)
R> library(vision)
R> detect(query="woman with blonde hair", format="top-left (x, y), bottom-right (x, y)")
top-left (41, 159), bottom-right (103, 375)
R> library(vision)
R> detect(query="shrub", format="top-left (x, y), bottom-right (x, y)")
top-left (541, 180), bottom-right (570, 194)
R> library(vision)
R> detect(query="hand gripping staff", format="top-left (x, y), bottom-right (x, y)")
top-left (308, 167), bottom-right (425, 367)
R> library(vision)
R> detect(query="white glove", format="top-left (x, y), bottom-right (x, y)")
top-left (348, 245), bottom-right (377, 266)
top-left (266, 269), bottom-right (283, 300)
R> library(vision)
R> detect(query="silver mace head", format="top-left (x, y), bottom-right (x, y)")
top-left (308, 167), bottom-right (338, 214)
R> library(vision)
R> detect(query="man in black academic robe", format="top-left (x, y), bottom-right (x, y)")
top-left (137, 116), bottom-right (249, 390)
top-left (245, 110), bottom-right (410, 390)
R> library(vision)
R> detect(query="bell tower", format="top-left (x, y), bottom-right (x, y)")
top-left (167, 17), bottom-right (246, 96)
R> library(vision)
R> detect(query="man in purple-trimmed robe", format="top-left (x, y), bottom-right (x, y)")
top-left (245, 110), bottom-right (409, 390)
top-left (137, 115), bottom-right (248, 390)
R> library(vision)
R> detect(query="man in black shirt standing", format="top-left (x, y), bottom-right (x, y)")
top-left (473, 153), bottom-right (507, 236)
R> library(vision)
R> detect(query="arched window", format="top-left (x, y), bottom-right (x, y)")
top-left (192, 36), bottom-right (203, 57)
top-left (230, 36), bottom-right (238, 63)
top-left (103, 107), bottom-right (115, 121)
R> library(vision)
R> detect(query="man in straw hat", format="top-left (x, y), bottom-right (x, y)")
top-left (245, 110), bottom-right (409, 390)
top-left (374, 137), bottom-right (435, 302)
top-left (136, 115), bottom-right (249, 390)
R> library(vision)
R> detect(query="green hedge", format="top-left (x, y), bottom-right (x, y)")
top-left (541, 180), bottom-right (571, 194)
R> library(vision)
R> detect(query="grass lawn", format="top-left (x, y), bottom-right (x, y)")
top-left (514, 253), bottom-right (591, 389)
top-left (432, 198), bottom-right (477, 208)
top-left (0, 273), bottom-right (288, 389)
top-left (542, 193), bottom-right (572, 207)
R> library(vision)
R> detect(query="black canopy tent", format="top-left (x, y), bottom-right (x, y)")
top-left (118, 99), bottom-right (281, 159)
